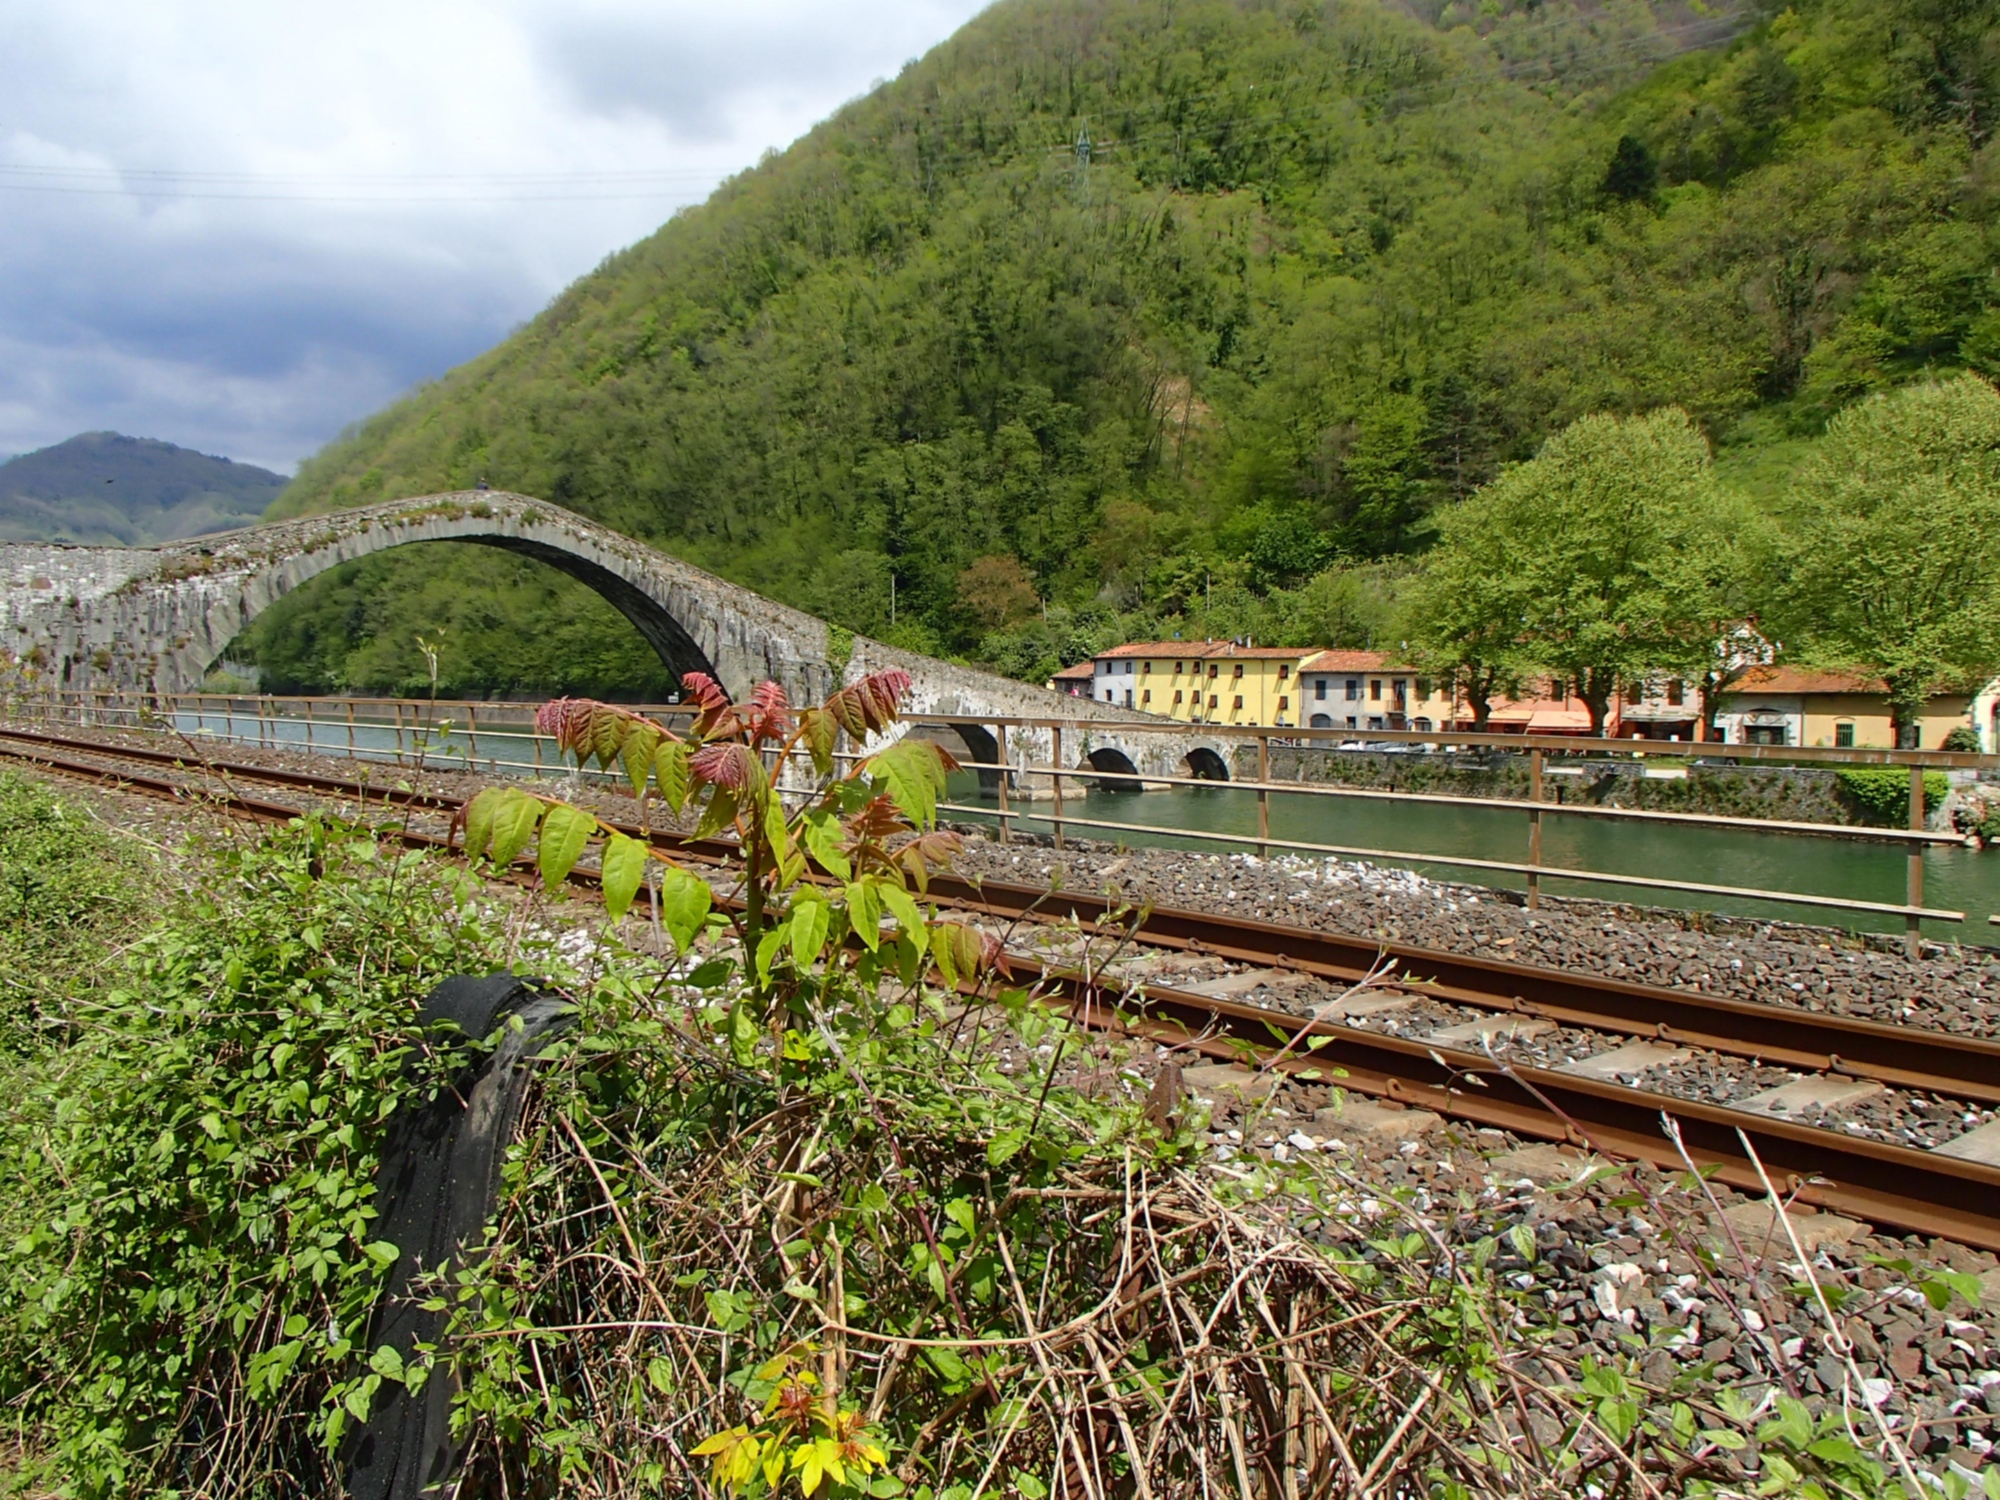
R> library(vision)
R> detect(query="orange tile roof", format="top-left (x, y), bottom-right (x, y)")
top-left (1206, 643), bottom-right (1319, 659)
top-left (1729, 666), bottom-right (1887, 695)
top-left (1050, 661), bottom-right (1095, 681)
top-left (1095, 640), bottom-right (1227, 660)
top-left (1300, 650), bottom-right (1391, 672)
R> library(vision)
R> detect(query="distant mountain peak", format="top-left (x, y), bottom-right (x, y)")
top-left (0, 433), bottom-right (286, 545)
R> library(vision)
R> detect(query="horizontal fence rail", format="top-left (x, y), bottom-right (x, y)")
top-left (6, 688), bottom-right (1995, 943)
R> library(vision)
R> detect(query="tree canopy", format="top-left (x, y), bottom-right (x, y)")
top-left (1407, 409), bottom-right (1742, 730)
top-left (1765, 374), bottom-right (2000, 739)
top-left (234, 0), bottom-right (2000, 697)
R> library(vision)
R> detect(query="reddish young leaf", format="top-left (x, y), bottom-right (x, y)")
top-left (690, 741), bottom-right (763, 793)
top-left (842, 793), bottom-right (908, 847)
top-left (680, 672), bottom-right (733, 735)
top-left (822, 669), bottom-right (912, 739)
top-left (743, 680), bottom-right (792, 744)
top-left (535, 697), bottom-right (593, 754)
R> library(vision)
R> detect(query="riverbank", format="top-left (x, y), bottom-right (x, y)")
top-left (1253, 744), bottom-right (2000, 833)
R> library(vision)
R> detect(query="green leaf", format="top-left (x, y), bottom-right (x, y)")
top-left (653, 738), bottom-right (691, 813)
top-left (487, 790), bottom-right (543, 868)
top-left (600, 832), bottom-right (647, 920)
top-left (790, 897), bottom-right (830, 969)
top-left (368, 1344), bottom-right (406, 1383)
top-left (462, 785), bottom-right (507, 859)
top-left (538, 802), bottom-right (595, 888)
top-left (857, 1184), bottom-right (890, 1213)
top-left (619, 722), bottom-right (662, 797)
top-left (1508, 1223), bottom-right (1537, 1263)
top-left (987, 1127), bottom-right (1028, 1167)
top-left (803, 810), bottom-right (852, 881)
top-left (658, 865), bottom-right (712, 954)
top-left (756, 922), bottom-right (790, 987)
top-left (1933, 1268), bottom-right (1983, 1307)
top-left (845, 878), bottom-right (882, 951)
top-left (879, 883), bottom-right (925, 948)
top-left (864, 738), bottom-right (949, 830)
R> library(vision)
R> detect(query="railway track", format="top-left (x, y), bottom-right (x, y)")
top-left (8, 720), bottom-right (2000, 1248)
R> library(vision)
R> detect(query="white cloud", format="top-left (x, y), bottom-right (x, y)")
top-left (0, 0), bottom-right (990, 473)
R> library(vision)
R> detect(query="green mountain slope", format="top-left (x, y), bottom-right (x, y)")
top-left (249, 0), bottom-right (2000, 696)
top-left (0, 433), bottom-right (283, 545)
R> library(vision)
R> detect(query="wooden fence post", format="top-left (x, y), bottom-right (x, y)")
top-left (1908, 763), bottom-right (1926, 956)
top-left (995, 723), bottom-right (1011, 846)
top-left (1051, 723), bottom-right (1065, 852)
top-left (1257, 733), bottom-right (1271, 859)
top-left (1528, 748), bottom-right (1545, 911)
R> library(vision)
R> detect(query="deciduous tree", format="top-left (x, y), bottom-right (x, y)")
top-left (1765, 373), bottom-right (2000, 744)
top-left (1409, 408), bottom-right (1743, 732)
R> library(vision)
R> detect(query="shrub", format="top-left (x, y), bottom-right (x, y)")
top-left (0, 819), bottom-right (506, 1496)
top-left (1835, 768), bottom-right (1950, 826)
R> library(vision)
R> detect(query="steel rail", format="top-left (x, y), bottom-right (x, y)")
top-left (1017, 957), bottom-right (2000, 1252)
top-left (10, 728), bottom-right (2000, 1246)
top-left (7, 723), bottom-right (2000, 1107)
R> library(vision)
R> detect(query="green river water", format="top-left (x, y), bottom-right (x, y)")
top-left (942, 774), bottom-right (2000, 941)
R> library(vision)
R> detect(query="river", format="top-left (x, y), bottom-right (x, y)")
top-left (160, 706), bottom-right (2000, 940)
top-left (940, 775), bottom-right (2000, 941)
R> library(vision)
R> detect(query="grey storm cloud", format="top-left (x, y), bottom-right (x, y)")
top-left (0, 0), bottom-right (990, 474)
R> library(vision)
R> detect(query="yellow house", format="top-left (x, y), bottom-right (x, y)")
top-left (1087, 642), bottom-right (1318, 726)
top-left (1716, 667), bottom-right (2000, 750)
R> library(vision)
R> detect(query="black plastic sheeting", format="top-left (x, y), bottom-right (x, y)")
top-left (344, 974), bottom-right (574, 1500)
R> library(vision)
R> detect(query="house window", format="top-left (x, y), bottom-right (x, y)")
top-left (1553, 681), bottom-right (1567, 703)
top-left (1209, 694), bottom-right (1219, 709)
top-left (1103, 690), bottom-right (1113, 702)
top-left (1141, 689), bottom-right (1151, 705)
top-left (1370, 679), bottom-right (1382, 702)
top-left (1311, 714), bottom-right (1332, 728)
top-left (1277, 663), bottom-right (1290, 680)
top-left (1173, 690), bottom-right (1183, 704)
top-left (1125, 660), bottom-right (1133, 674)
top-left (1278, 695), bottom-right (1289, 711)
top-left (1667, 679), bottom-right (1684, 707)
top-left (1416, 677), bottom-right (1433, 699)
top-left (1834, 721), bottom-right (1854, 747)
top-left (1208, 665), bottom-right (1219, 678)
top-left (1747, 725), bottom-right (1788, 746)
top-left (1123, 690), bottom-right (1133, 707)
top-left (1314, 679), bottom-right (1327, 701)
top-left (1141, 661), bottom-right (1151, 675)
top-left (1344, 679), bottom-right (1360, 701)
top-left (1393, 680), bottom-right (1408, 711)
top-left (1232, 663), bottom-right (1244, 678)
top-left (1346, 716), bottom-right (1358, 728)
top-left (1413, 717), bottom-right (1433, 731)
top-left (1233, 695), bottom-right (1244, 710)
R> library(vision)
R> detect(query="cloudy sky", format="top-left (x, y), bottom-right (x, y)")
top-left (0, 0), bottom-right (991, 474)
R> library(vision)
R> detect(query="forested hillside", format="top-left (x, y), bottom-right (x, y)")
top-left (247, 0), bottom-right (2000, 696)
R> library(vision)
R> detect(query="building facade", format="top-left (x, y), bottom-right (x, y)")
top-left (1714, 668), bottom-right (2000, 750)
top-left (1296, 651), bottom-right (1459, 732)
top-left (1086, 641), bottom-right (1317, 726)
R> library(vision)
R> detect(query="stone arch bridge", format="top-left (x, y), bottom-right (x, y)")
top-left (0, 491), bottom-right (1238, 793)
